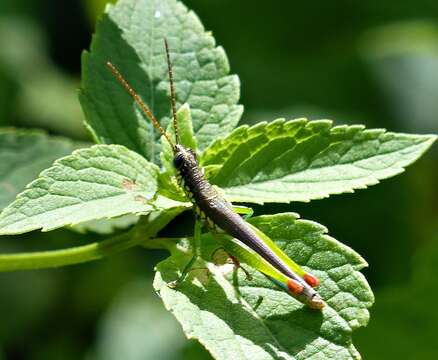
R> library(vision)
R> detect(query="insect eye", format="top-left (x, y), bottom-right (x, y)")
top-left (174, 153), bottom-right (185, 168)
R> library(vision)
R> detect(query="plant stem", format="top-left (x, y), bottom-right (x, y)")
top-left (0, 207), bottom-right (185, 272)
top-left (0, 231), bottom-right (136, 272)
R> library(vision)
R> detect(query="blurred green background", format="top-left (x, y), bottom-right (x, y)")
top-left (0, 0), bottom-right (437, 359)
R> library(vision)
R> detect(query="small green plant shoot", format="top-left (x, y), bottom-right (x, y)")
top-left (0, 0), bottom-right (436, 359)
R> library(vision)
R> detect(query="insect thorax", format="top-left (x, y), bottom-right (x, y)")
top-left (173, 145), bottom-right (219, 229)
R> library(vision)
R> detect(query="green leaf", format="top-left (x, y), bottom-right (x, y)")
top-left (0, 129), bottom-right (86, 210)
top-left (79, 0), bottom-right (242, 161)
top-left (159, 103), bottom-right (197, 201)
top-left (161, 103), bottom-right (198, 175)
top-left (154, 213), bottom-right (373, 360)
top-left (0, 145), bottom-right (159, 235)
top-left (70, 214), bottom-right (139, 235)
top-left (202, 119), bottom-right (437, 204)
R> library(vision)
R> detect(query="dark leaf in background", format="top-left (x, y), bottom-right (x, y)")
top-left (0, 129), bottom-right (86, 210)
top-left (0, 17), bottom-right (88, 139)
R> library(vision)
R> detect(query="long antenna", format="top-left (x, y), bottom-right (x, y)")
top-left (106, 62), bottom-right (174, 149)
top-left (164, 38), bottom-right (180, 144)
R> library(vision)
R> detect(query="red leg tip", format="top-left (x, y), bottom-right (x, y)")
top-left (287, 279), bottom-right (304, 295)
top-left (303, 273), bottom-right (320, 287)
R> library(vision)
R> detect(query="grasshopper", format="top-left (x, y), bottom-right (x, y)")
top-left (106, 39), bottom-right (324, 310)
